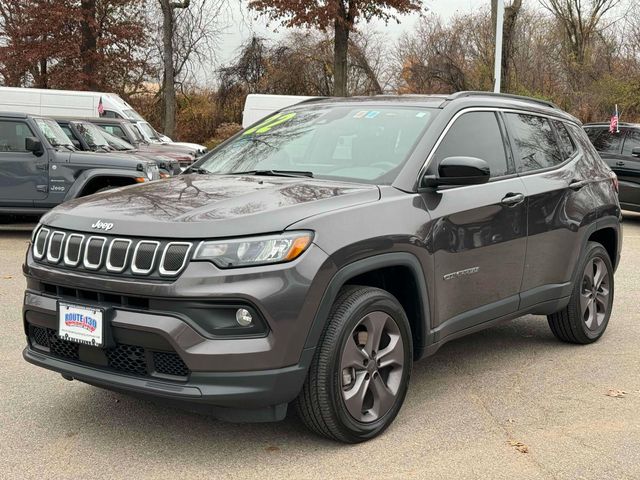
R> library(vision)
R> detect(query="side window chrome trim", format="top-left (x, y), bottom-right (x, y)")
top-left (417, 107), bottom-right (580, 188)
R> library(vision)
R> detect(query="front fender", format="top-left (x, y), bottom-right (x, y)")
top-left (64, 168), bottom-right (143, 201)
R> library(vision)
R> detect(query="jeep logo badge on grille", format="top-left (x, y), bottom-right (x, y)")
top-left (91, 220), bottom-right (114, 231)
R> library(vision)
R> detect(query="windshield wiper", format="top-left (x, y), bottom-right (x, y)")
top-left (227, 170), bottom-right (314, 178)
top-left (189, 167), bottom-right (211, 174)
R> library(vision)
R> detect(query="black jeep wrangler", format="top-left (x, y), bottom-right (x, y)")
top-left (22, 93), bottom-right (621, 443)
top-left (0, 112), bottom-right (160, 216)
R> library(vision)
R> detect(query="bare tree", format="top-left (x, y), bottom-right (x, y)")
top-left (155, 0), bottom-right (227, 138)
top-left (158, 0), bottom-right (189, 138)
top-left (540, 0), bottom-right (620, 66)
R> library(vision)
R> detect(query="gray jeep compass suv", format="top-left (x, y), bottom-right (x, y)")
top-left (22, 92), bottom-right (621, 443)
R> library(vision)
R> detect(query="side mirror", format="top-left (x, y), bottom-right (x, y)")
top-left (25, 137), bottom-right (43, 155)
top-left (632, 148), bottom-right (640, 158)
top-left (422, 156), bottom-right (491, 188)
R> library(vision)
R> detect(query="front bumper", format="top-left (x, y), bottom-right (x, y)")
top-left (22, 243), bottom-right (334, 419)
top-left (23, 346), bottom-right (313, 422)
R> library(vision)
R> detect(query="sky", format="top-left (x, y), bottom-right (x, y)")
top-left (214, 0), bottom-right (478, 68)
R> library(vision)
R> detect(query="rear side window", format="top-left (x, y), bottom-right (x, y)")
top-left (0, 120), bottom-right (35, 152)
top-left (553, 121), bottom-right (576, 160)
top-left (622, 129), bottom-right (640, 156)
top-left (587, 128), bottom-right (623, 154)
top-left (433, 111), bottom-right (509, 177)
top-left (506, 113), bottom-right (563, 172)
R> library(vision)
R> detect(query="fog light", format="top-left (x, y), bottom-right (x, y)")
top-left (236, 308), bottom-right (253, 327)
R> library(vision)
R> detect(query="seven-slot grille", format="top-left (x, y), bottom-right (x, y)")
top-left (33, 227), bottom-right (193, 278)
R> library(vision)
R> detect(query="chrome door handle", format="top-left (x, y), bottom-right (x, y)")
top-left (501, 193), bottom-right (525, 206)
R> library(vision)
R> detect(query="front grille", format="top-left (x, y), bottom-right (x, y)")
top-left (106, 344), bottom-right (147, 376)
top-left (28, 325), bottom-right (190, 380)
top-left (29, 324), bottom-right (50, 348)
top-left (49, 329), bottom-right (80, 360)
top-left (33, 227), bottom-right (194, 279)
top-left (153, 352), bottom-right (190, 377)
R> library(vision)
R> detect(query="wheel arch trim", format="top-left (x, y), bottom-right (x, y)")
top-left (303, 252), bottom-right (431, 357)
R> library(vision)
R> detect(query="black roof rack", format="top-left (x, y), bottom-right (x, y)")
top-left (448, 91), bottom-right (559, 110)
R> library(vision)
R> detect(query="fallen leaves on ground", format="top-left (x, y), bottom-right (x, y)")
top-left (2, 275), bottom-right (12, 279)
top-left (265, 446), bottom-right (280, 453)
top-left (508, 440), bottom-right (529, 454)
top-left (606, 389), bottom-right (627, 398)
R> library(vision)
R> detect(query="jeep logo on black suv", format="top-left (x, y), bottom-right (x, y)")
top-left (91, 220), bottom-right (114, 231)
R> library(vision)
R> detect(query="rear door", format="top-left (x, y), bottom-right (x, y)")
top-left (617, 128), bottom-right (640, 210)
top-left (0, 119), bottom-right (49, 206)
top-left (505, 113), bottom-right (592, 307)
top-left (423, 110), bottom-right (528, 338)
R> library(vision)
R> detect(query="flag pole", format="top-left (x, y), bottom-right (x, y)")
top-left (616, 104), bottom-right (620, 133)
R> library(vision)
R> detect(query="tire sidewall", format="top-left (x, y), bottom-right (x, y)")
top-left (326, 290), bottom-right (413, 441)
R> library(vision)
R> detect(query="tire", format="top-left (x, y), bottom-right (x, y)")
top-left (548, 241), bottom-right (614, 344)
top-left (296, 286), bottom-right (413, 443)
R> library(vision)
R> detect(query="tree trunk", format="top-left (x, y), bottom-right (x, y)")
top-left (160, 0), bottom-right (176, 138)
top-left (501, 0), bottom-right (522, 91)
top-left (333, 17), bottom-right (350, 97)
top-left (80, 0), bottom-right (98, 90)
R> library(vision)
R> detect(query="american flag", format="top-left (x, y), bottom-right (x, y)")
top-left (609, 105), bottom-right (619, 133)
top-left (97, 96), bottom-right (104, 116)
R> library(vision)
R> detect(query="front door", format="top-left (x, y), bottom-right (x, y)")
top-left (422, 110), bottom-right (528, 339)
top-left (0, 119), bottom-right (49, 206)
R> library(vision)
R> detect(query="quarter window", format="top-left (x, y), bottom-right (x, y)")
top-left (506, 113), bottom-right (563, 172)
top-left (553, 120), bottom-right (576, 160)
top-left (0, 120), bottom-right (35, 152)
top-left (433, 111), bottom-right (509, 178)
top-left (622, 130), bottom-right (640, 156)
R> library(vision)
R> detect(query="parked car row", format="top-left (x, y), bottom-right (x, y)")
top-left (0, 112), bottom-right (161, 215)
top-left (583, 122), bottom-right (640, 212)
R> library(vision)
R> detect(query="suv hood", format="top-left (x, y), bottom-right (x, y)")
top-left (42, 174), bottom-right (380, 238)
top-left (66, 150), bottom-right (148, 169)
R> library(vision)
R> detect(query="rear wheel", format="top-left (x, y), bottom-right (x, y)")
top-left (548, 242), bottom-right (614, 344)
top-left (296, 286), bottom-right (413, 443)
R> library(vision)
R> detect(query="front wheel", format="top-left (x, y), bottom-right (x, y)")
top-left (548, 242), bottom-right (614, 344)
top-left (296, 286), bottom-right (413, 443)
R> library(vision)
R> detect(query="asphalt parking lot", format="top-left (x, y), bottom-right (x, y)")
top-left (1, 215), bottom-right (639, 480)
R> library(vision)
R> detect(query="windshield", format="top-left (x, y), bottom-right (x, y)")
top-left (138, 122), bottom-right (162, 141)
top-left (125, 123), bottom-right (145, 142)
top-left (99, 127), bottom-right (135, 150)
top-left (72, 122), bottom-right (111, 149)
top-left (35, 118), bottom-right (74, 147)
top-left (196, 105), bottom-right (435, 184)
top-left (122, 108), bottom-right (145, 121)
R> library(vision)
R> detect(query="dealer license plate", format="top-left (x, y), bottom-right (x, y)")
top-left (58, 303), bottom-right (104, 347)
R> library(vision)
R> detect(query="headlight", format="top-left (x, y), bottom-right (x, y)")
top-left (194, 231), bottom-right (313, 268)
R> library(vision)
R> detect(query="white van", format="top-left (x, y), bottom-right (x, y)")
top-left (0, 86), bottom-right (142, 120)
top-left (0, 86), bottom-right (206, 154)
top-left (242, 94), bottom-right (321, 128)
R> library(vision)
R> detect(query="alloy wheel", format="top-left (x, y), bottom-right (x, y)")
top-left (580, 257), bottom-right (610, 331)
top-left (340, 311), bottom-right (405, 423)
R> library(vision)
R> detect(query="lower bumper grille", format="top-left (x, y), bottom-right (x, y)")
top-left (28, 325), bottom-right (190, 380)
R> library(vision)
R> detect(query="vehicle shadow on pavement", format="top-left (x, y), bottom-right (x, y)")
top-left (57, 315), bottom-right (561, 453)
